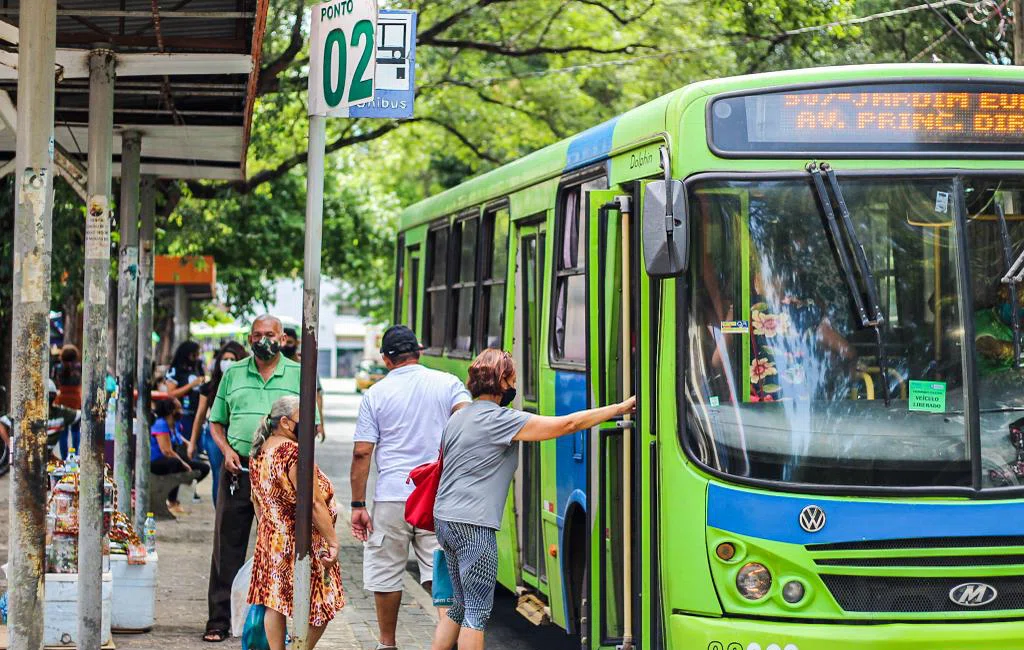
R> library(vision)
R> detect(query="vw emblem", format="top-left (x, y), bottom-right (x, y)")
top-left (949, 582), bottom-right (998, 607)
top-left (798, 505), bottom-right (826, 533)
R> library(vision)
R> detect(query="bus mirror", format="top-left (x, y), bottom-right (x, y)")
top-left (642, 180), bottom-right (688, 278)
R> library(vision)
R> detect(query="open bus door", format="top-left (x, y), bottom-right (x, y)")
top-left (585, 187), bottom-right (638, 648)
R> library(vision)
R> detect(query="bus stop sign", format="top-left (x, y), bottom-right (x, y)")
top-left (309, 0), bottom-right (379, 116)
top-left (347, 10), bottom-right (417, 119)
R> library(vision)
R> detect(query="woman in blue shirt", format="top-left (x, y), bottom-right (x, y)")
top-left (151, 397), bottom-right (210, 514)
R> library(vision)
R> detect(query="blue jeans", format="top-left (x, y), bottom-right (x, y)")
top-left (201, 425), bottom-right (224, 506)
top-left (58, 421), bottom-right (81, 459)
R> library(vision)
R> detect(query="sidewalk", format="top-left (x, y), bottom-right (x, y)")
top-left (0, 475), bottom-right (437, 650)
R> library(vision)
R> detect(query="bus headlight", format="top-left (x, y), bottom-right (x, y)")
top-left (782, 580), bottom-right (805, 604)
top-left (736, 562), bottom-right (772, 600)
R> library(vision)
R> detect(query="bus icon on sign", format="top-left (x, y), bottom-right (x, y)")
top-left (374, 14), bottom-right (412, 89)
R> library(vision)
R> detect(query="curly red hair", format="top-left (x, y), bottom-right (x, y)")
top-left (467, 348), bottom-right (515, 398)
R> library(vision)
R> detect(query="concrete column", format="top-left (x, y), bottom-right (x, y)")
top-left (174, 284), bottom-right (190, 346)
top-left (114, 131), bottom-right (141, 516)
top-left (79, 48), bottom-right (116, 650)
top-left (134, 176), bottom-right (156, 533)
top-left (7, 3), bottom-right (57, 650)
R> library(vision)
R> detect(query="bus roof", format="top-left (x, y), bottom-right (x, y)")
top-left (398, 63), bottom-right (1020, 232)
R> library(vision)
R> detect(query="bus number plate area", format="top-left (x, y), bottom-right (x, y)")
top-left (709, 81), bottom-right (1024, 157)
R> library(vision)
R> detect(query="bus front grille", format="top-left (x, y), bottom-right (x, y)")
top-left (815, 555), bottom-right (1024, 568)
top-left (806, 536), bottom-right (1024, 552)
top-left (820, 574), bottom-right (1024, 613)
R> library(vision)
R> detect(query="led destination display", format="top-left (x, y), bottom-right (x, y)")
top-left (710, 82), bottom-right (1024, 155)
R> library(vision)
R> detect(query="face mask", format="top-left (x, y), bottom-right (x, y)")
top-left (252, 337), bottom-right (280, 361)
top-left (219, 359), bottom-right (235, 373)
top-left (281, 344), bottom-right (298, 359)
top-left (499, 387), bottom-right (517, 407)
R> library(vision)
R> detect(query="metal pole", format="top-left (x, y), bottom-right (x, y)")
top-left (134, 176), bottom-right (156, 532)
top-left (7, 3), bottom-right (56, 649)
top-left (292, 113), bottom-right (326, 650)
top-left (114, 131), bottom-right (141, 516)
top-left (79, 48), bottom-right (116, 650)
top-left (1016, 0), bottom-right (1024, 66)
top-left (174, 285), bottom-right (189, 346)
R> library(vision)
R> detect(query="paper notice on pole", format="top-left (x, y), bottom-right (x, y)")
top-left (909, 380), bottom-right (946, 413)
top-left (85, 195), bottom-right (110, 260)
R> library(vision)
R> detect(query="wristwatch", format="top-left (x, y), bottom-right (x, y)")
top-left (351, 501), bottom-right (367, 509)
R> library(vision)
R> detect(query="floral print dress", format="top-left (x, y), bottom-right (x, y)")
top-left (247, 440), bottom-right (344, 625)
top-left (749, 296), bottom-right (823, 401)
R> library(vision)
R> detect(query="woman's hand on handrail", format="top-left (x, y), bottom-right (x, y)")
top-left (514, 395), bottom-right (636, 442)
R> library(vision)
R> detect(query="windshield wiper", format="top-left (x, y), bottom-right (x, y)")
top-left (996, 204), bottom-right (1023, 368)
top-left (807, 161), bottom-right (890, 405)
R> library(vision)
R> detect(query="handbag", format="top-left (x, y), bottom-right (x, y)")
top-left (431, 548), bottom-right (454, 607)
top-left (405, 447), bottom-right (442, 531)
top-left (241, 604), bottom-right (269, 650)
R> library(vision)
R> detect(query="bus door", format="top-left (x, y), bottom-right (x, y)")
top-left (513, 219), bottom-right (548, 587)
top-left (585, 188), bottom-right (636, 647)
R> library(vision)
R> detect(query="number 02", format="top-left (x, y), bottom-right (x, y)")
top-left (321, 20), bottom-right (375, 108)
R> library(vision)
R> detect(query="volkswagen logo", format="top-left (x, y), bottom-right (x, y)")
top-left (949, 582), bottom-right (998, 607)
top-left (798, 505), bottom-right (826, 533)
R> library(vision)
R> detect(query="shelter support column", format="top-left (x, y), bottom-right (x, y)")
top-left (79, 48), bottom-right (116, 650)
top-left (114, 131), bottom-right (141, 516)
top-left (134, 176), bottom-right (157, 533)
top-left (7, 3), bottom-right (57, 649)
top-left (174, 285), bottom-right (189, 346)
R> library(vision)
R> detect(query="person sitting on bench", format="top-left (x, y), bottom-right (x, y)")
top-left (151, 397), bottom-right (210, 515)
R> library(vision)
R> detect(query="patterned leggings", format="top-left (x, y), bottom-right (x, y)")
top-left (435, 519), bottom-right (499, 631)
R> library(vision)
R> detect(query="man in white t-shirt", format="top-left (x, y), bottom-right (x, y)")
top-left (350, 325), bottom-right (471, 650)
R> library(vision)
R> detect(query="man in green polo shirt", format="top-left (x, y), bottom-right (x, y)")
top-left (204, 314), bottom-right (302, 641)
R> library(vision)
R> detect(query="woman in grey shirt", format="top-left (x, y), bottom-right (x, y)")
top-left (431, 349), bottom-right (634, 650)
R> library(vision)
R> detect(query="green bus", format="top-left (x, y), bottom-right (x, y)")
top-left (393, 64), bottom-right (1024, 650)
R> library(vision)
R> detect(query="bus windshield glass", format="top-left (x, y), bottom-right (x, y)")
top-left (686, 175), bottom-right (1024, 490)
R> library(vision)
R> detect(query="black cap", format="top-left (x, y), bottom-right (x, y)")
top-left (380, 325), bottom-right (421, 357)
top-left (283, 326), bottom-right (298, 339)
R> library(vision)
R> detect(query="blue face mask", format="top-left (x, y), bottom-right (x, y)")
top-left (998, 302), bottom-right (1024, 324)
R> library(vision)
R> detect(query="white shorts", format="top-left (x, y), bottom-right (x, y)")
top-left (363, 501), bottom-right (440, 592)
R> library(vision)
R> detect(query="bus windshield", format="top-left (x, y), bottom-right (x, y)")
top-left (685, 174), bottom-right (1024, 490)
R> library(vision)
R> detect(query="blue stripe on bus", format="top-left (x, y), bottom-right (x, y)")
top-left (707, 482), bottom-right (1024, 545)
top-left (554, 370), bottom-right (588, 525)
top-left (565, 117), bottom-right (619, 171)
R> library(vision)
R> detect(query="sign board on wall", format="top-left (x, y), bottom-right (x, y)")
top-left (308, 0), bottom-right (379, 116)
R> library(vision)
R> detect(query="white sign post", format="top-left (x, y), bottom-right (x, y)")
top-left (294, 3), bottom-right (378, 649)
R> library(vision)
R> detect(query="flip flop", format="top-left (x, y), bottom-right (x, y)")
top-left (203, 629), bottom-right (229, 642)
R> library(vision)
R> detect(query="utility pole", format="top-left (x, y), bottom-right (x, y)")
top-left (134, 176), bottom-right (156, 532)
top-left (292, 112), bottom-right (326, 650)
top-left (7, 3), bottom-right (57, 649)
top-left (1015, 0), bottom-right (1023, 66)
top-left (114, 131), bottom-right (141, 516)
top-left (79, 48), bottom-right (116, 650)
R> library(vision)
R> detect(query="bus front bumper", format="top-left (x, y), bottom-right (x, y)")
top-left (670, 613), bottom-right (1024, 650)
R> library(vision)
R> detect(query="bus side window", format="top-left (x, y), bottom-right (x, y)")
top-left (552, 177), bottom-right (605, 365)
top-left (423, 221), bottom-right (450, 353)
top-left (393, 233), bottom-right (405, 325)
top-left (479, 205), bottom-right (511, 351)
top-left (448, 214), bottom-right (479, 354)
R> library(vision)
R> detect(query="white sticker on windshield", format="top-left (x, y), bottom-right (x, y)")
top-left (935, 191), bottom-right (950, 214)
top-left (709, 396), bottom-right (720, 407)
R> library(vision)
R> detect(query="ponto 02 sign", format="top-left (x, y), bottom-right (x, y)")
top-left (308, 0), bottom-right (378, 116)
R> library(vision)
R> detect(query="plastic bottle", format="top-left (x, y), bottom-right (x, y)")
top-left (64, 448), bottom-right (78, 473)
top-left (144, 512), bottom-right (157, 553)
top-left (104, 395), bottom-right (116, 441)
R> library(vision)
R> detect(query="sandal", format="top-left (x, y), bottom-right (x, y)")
top-left (203, 630), bottom-right (229, 642)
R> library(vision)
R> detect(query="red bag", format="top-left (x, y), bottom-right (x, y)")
top-left (405, 449), bottom-right (442, 531)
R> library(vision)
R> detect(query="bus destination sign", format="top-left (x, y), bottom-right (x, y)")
top-left (709, 82), bottom-right (1024, 156)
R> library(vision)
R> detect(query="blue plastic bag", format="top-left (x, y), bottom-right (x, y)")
top-left (432, 548), bottom-right (454, 607)
top-left (241, 604), bottom-right (270, 650)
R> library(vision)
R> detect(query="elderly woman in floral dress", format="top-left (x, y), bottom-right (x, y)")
top-left (247, 396), bottom-right (343, 650)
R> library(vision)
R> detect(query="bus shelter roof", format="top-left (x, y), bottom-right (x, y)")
top-left (0, 0), bottom-right (269, 181)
